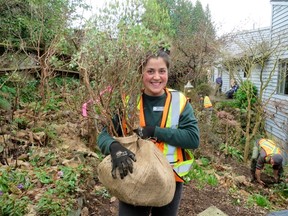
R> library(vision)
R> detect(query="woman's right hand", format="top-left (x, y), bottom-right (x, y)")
top-left (109, 141), bottom-right (136, 179)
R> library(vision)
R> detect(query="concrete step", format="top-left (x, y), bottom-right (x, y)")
top-left (197, 206), bottom-right (228, 216)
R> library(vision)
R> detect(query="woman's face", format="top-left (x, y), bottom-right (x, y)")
top-left (142, 57), bottom-right (168, 96)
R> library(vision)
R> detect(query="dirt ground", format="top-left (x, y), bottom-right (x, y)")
top-left (83, 144), bottom-right (286, 216)
top-left (1, 102), bottom-right (287, 216)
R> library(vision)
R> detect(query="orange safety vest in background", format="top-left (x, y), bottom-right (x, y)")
top-left (203, 96), bottom-right (212, 108)
top-left (259, 139), bottom-right (281, 155)
top-left (258, 139), bottom-right (281, 162)
top-left (139, 88), bottom-right (194, 182)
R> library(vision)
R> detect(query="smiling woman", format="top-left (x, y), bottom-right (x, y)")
top-left (97, 49), bottom-right (200, 216)
top-left (141, 53), bottom-right (169, 96)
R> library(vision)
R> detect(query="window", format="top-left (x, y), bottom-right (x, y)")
top-left (278, 59), bottom-right (288, 95)
top-left (237, 68), bottom-right (246, 78)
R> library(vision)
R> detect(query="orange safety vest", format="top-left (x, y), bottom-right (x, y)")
top-left (258, 139), bottom-right (281, 162)
top-left (203, 96), bottom-right (212, 108)
top-left (138, 88), bottom-right (194, 182)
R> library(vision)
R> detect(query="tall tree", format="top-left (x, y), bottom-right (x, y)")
top-left (156, 0), bottom-right (219, 88)
top-left (141, 0), bottom-right (174, 38)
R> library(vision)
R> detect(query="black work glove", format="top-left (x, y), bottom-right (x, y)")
top-left (109, 141), bottom-right (136, 179)
top-left (134, 126), bottom-right (155, 139)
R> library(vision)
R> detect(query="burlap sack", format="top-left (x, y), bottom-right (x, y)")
top-left (97, 134), bottom-right (176, 207)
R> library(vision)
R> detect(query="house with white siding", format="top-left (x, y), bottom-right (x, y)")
top-left (212, 27), bottom-right (271, 92)
top-left (212, 0), bottom-right (288, 160)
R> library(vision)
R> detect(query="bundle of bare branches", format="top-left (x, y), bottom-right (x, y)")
top-left (76, 1), bottom-right (170, 137)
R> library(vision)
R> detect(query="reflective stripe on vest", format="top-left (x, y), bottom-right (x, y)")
top-left (258, 139), bottom-right (281, 156)
top-left (204, 96), bottom-right (212, 108)
top-left (158, 89), bottom-right (194, 177)
top-left (173, 149), bottom-right (194, 176)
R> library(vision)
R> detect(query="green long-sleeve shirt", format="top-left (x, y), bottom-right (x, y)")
top-left (97, 91), bottom-right (200, 155)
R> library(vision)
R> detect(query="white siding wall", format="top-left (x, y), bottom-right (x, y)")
top-left (215, 28), bottom-right (271, 94)
top-left (212, 66), bottom-right (231, 93)
top-left (264, 1), bottom-right (288, 143)
top-left (263, 2), bottom-right (288, 155)
top-left (221, 71), bottom-right (231, 93)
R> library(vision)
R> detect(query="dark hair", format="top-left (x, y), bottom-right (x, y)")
top-left (139, 50), bottom-right (170, 72)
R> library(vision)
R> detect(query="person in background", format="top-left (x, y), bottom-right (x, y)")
top-left (250, 138), bottom-right (284, 186)
top-left (215, 76), bottom-right (223, 96)
top-left (97, 49), bottom-right (200, 216)
top-left (199, 94), bottom-right (213, 124)
top-left (203, 95), bottom-right (212, 109)
top-left (226, 79), bottom-right (239, 99)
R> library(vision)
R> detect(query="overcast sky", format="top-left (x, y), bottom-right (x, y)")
top-left (191, 0), bottom-right (272, 35)
top-left (84, 0), bottom-right (272, 35)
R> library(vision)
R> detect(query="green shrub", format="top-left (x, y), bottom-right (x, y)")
top-left (273, 181), bottom-right (288, 199)
top-left (247, 194), bottom-right (271, 209)
top-left (0, 194), bottom-right (30, 216)
top-left (0, 168), bottom-right (32, 215)
top-left (0, 96), bottom-right (11, 110)
top-left (219, 144), bottom-right (243, 161)
top-left (0, 75), bottom-right (40, 106)
top-left (195, 83), bottom-right (213, 96)
top-left (0, 168), bottom-right (32, 193)
top-left (234, 80), bottom-right (258, 110)
top-left (48, 77), bottom-right (80, 92)
top-left (35, 166), bottom-right (80, 215)
top-left (37, 194), bottom-right (74, 216)
top-left (215, 100), bottom-right (238, 110)
top-left (184, 162), bottom-right (218, 188)
top-left (20, 80), bottom-right (40, 103)
top-left (0, 77), bottom-right (16, 109)
top-left (200, 157), bottom-right (210, 167)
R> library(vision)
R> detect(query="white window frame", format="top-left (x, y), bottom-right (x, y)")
top-left (278, 59), bottom-right (288, 95)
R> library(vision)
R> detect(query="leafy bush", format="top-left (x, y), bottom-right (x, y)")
top-left (200, 157), bottom-right (210, 167)
top-left (0, 168), bottom-right (32, 215)
top-left (273, 181), bottom-right (288, 199)
top-left (0, 77), bottom-right (16, 110)
top-left (0, 75), bottom-right (40, 106)
top-left (0, 194), bottom-right (30, 216)
top-left (0, 96), bottom-right (11, 110)
top-left (43, 92), bottom-right (63, 111)
top-left (184, 160), bottom-right (218, 188)
top-left (247, 194), bottom-right (271, 209)
top-left (195, 83), bottom-right (213, 96)
top-left (219, 144), bottom-right (243, 161)
top-left (234, 80), bottom-right (258, 110)
top-left (35, 166), bottom-right (80, 215)
top-left (48, 77), bottom-right (80, 92)
top-left (37, 194), bottom-right (74, 216)
top-left (214, 100), bottom-right (238, 110)
top-left (20, 80), bottom-right (40, 103)
top-left (0, 168), bottom-right (32, 193)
